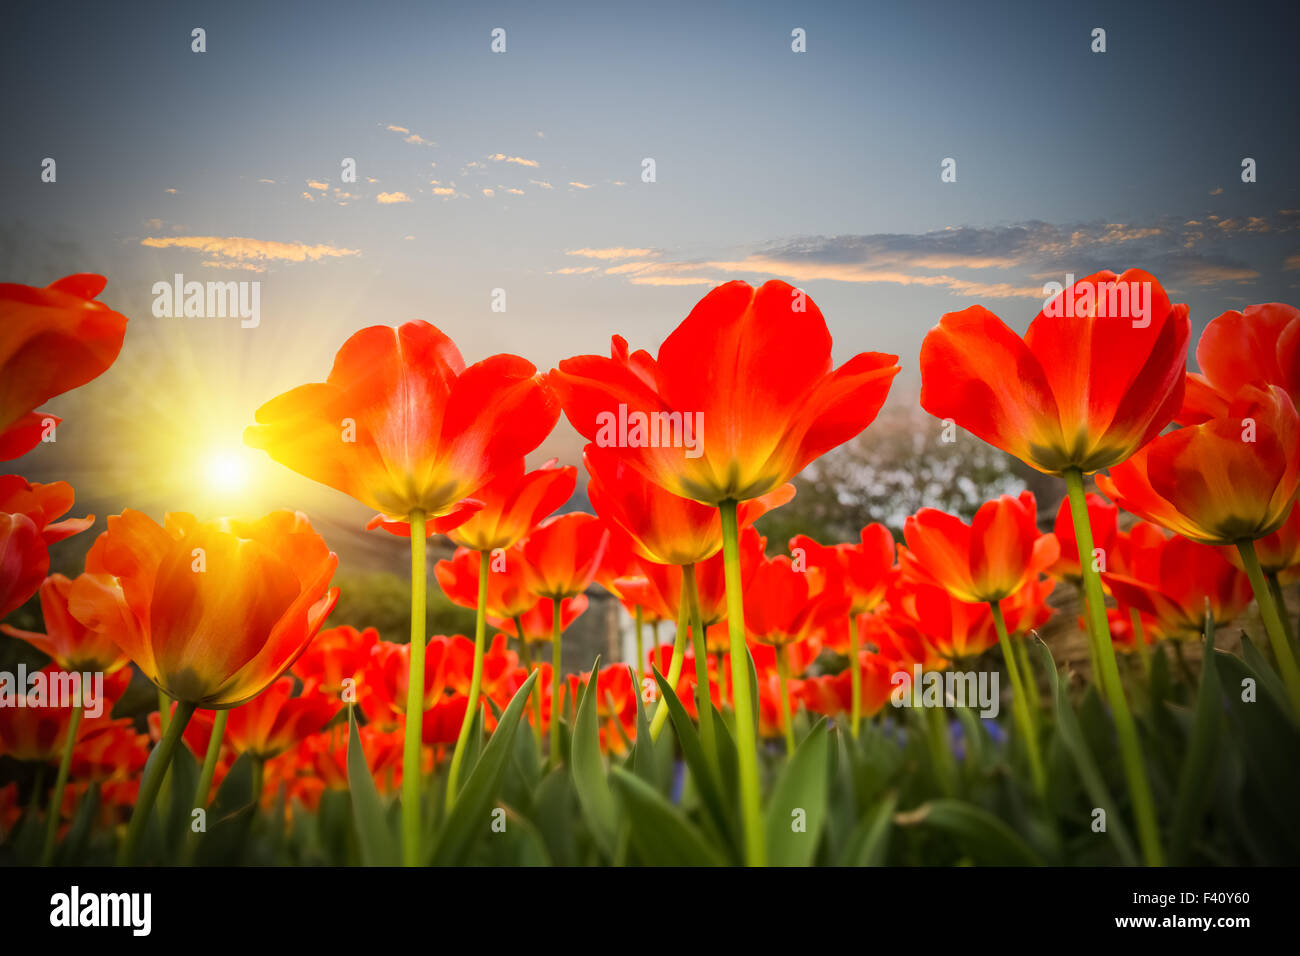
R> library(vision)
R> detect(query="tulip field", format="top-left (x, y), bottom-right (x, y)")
top-left (1, 270), bottom-right (1299, 874)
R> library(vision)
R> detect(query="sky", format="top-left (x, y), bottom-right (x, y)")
top-left (3, 0), bottom-right (1299, 547)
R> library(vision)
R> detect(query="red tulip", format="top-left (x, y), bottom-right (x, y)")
top-left (488, 596), bottom-right (588, 643)
top-left (0, 274), bottom-right (128, 460)
top-left (551, 281), bottom-right (899, 504)
top-left (920, 269), bottom-right (1188, 475)
top-left (245, 321), bottom-right (558, 531)
top-left (442, 458), bottom-right (575, 551)
top-left (0, 476), bottom-right (94, 618)
top-left (790, 524), bottom-right (896, 616)
top-left (585, 442), bottom-right (793, 566)
top-left (798, 656), bottom-right (895, 721)
top-left (184, 678), bottom-right (340, 761)
top-left (1179, 304), bottom-right (1300, 424)
top-left (292, 625), bottom-right (379, 696)
top-left (1045, 492), bottom-right (1118, 582)
top-left (436, 544), bottom-right (537, 619)
top-left (1104, 534), bottom-right (1252, 641)
top-left (901, 492), bottom-right (1059, 603)
top-left (520, 512), bottom-right (608, 599)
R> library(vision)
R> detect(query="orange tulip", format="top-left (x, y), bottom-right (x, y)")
top-left (442, 458), bottom-right (575, 551)
top-left (551, 281), bottom-right (899, 505)
top-left (245, 321), bottom-right (559, 530)
top-left (920, 269), bottom-right (1189, 476)
top-left (184, 678), bottom-right (340, 762)
top-left (0, 274), bottom-right (128, 460)
top-left (901, 492), bottom-right (1059, 604)
top-left (1097, 385), bottom-right (1300, 545)
top-left (68, 510), bottom-right (339, 708)
top-left (1, 573), bottom-right (130, 673)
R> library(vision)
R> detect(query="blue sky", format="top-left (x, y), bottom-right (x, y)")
top-left (3, 0), bottom-right (1299, 529)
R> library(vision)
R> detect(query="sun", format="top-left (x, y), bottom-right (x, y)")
top-left (202, 447), bottom-right (252, 495)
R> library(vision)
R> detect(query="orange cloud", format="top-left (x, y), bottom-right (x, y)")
top-left (141, 236), bottom-right (360, 266)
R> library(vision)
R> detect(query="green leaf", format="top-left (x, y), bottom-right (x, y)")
top-left (765, 718), bottom-right (831, 866)
top-left (611, 768), bottom-right (727, 866)
top-left (346, 706), bottom-right (400, 866)
top-left (630, 670), bottom-right (659, 786)
top-left (1240, 637), bottom-right (1296, 725)
top-left (651, 666), bottom-right (736, 856)
top-left (430, 669), bottom-right (539, 865)
top-left (1169, 632), bottom-right (1222, 864)
top-left (840, 789), bottom-right (897, 866)
top-left (571, 658), bottom-right (619, 858)
top-left (899, 799), bottom-right (1045, 865)
top-left (1035, 642), bottom-right (1139, 866)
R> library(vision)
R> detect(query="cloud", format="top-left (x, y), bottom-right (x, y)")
top-left (141, 236), bottom-right (360, 267)
top-left (432, 186), bottom-right (457, 197)
top-left (164, 188), bottom-right (178, 195)
top-left (488, 153), bottom-right (539, 167)
top-left (307, 181), bottom-right (329, 191)
top-left (569, 182), bottom-right (594, 189)
top-left (385, 124), bottom-right (435, 146)
top-left (556, 213), bottom-right (1298, 296)
top-left (566, 247), bottom-right (656, 260)
top-left (505, 188), bottom-right (524, 195)
top-left (530, 179), bottom-right (553, 190)
top-left (1211, 187), bottom-right (1224, 196)
top-left (377, 191), bottom-right (412, 204)
top-left (482, 188), bottom-right (495, 198)
top-left (258, 178), bottom-right (275, 184)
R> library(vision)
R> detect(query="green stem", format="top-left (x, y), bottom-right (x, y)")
top-left (649, 589), bottom-right (691, 740)
top-left (1266, 571), bottom-right (1295, 646)
top-left (1012, 631), bottom-right (1042, 716)
top-left (1129, 608), bottom-right (1151, 677)
top-left (401, 509), bottom-right (427, 867)
top-left (633, 605), bottom-right (644, 681)
top-left (776, 643), bottom-right (795, 754)
top-left (193, 708), bottom-right (229, 810)
top-left (119, 700), bottom-right (196, 865)
top-left (251, 757), bottom-right (265, 806)
top-left (720, 499), bottom-right (765, 866)
top-left (549, 599), bottom-right (564, 767)
top-left (446, 549), bottom-right (489, 808)
top-left (991, 602), bottom-right (1045, 796)
top-left (1237, 540), bottom-right (1300, 715)
top-left (40, 703), bottom-right (83, 866)
top-left (683, 563), bottom-right (717, 764)
top-left (848, 613), bottom-right (862, 739)
top-left (1076, 582), bottom-right (1107, 703)
top-left (1065, 468), bottom-right (1164, 866)
top-left (517, 617), bottom-right (542, 746)
top-left (924, 701), bottom-right (957, 795)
